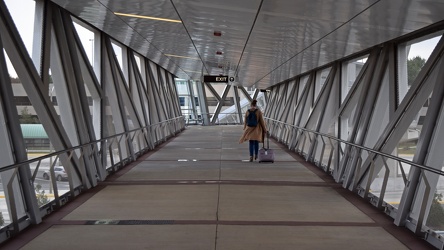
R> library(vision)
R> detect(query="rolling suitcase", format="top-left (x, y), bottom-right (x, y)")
top-left (258, 134), bottom-right (274, 163)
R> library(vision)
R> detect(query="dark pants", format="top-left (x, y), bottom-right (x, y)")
top-left (249, 140), bottom-right (259, 157)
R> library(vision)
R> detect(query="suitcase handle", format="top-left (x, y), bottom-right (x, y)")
top-left (262, 132), bottom-right (269, 149)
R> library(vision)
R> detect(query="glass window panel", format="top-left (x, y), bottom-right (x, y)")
top-left (398, 35), bottom-right (442, 104)
top-left (425, 175), bottom-right (444, 231)
top-left (4, 0), bottom-right (35, 55)
top-left (341, 56), bottom-right (367, 103)
top-left (73, 21), bottom-right (95, 66)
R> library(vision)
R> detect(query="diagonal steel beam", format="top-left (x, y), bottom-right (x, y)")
top-left (211, 84), bottom-right (231, 124)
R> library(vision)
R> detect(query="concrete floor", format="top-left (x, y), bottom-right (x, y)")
top-left (3, 126), bottom-right (434, 249)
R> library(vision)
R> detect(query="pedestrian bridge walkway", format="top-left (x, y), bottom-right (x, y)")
top-left (3, 126), bottom-right (432, 249)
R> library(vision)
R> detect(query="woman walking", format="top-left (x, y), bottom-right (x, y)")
top-left (239, 99), bottom-right (267, 162)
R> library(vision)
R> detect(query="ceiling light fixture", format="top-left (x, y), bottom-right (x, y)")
top-left (184, 70), bottom-right (202, 74)
top-left (165, 54), bottom-right (200, 60)
top-left (114, 12), bottom-right (182, 23)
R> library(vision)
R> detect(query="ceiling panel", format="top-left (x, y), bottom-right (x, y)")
top-left (50, 0), bottom-right (444, 89)
top-left (171, 0), bottom-right (261, 78)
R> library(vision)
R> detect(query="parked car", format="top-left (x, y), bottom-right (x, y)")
top-left (42, 166), bottom-right (68, 181)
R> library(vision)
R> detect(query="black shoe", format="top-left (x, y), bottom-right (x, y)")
top-left (249, 156), bottom-right (253, 162)
top-left (254, 155), bottom-right (258, 160)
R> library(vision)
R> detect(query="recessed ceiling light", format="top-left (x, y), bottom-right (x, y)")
top-left (114, 12), bottom-right (182, 23)
top-left (165, 54), bottom-right (200, 60)
top-left (184, 70), bottom-right (202, 73)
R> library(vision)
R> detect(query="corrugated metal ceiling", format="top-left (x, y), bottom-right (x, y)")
top-left (50, 0), bottom-right (444, 89)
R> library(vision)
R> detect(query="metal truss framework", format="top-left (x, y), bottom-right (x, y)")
top-left (265, 29), bottom-right (444, 247)
top-left (198, 81), bottom-right (256, 125)
top-left (0, 0), bottom-right (443, 248)
top-left (0, 0), bottom-right (183, 241)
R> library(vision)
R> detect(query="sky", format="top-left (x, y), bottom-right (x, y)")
top-left (2, 0), bottom-right (442, 78)
top-left (4, 0), bottom-right (95, 78)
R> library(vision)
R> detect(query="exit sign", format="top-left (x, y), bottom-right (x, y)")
top-left (203, 75), bottom-right (228, 83)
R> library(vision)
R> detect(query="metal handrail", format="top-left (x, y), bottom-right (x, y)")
top-left (0, 116), bottom-right (185, 173)
top-left (184, 112), bottom-right (244, 125)
top-left (0, 116), bottom-right (184, 240)
top-left (264, 117), bottom-right (444, 176)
